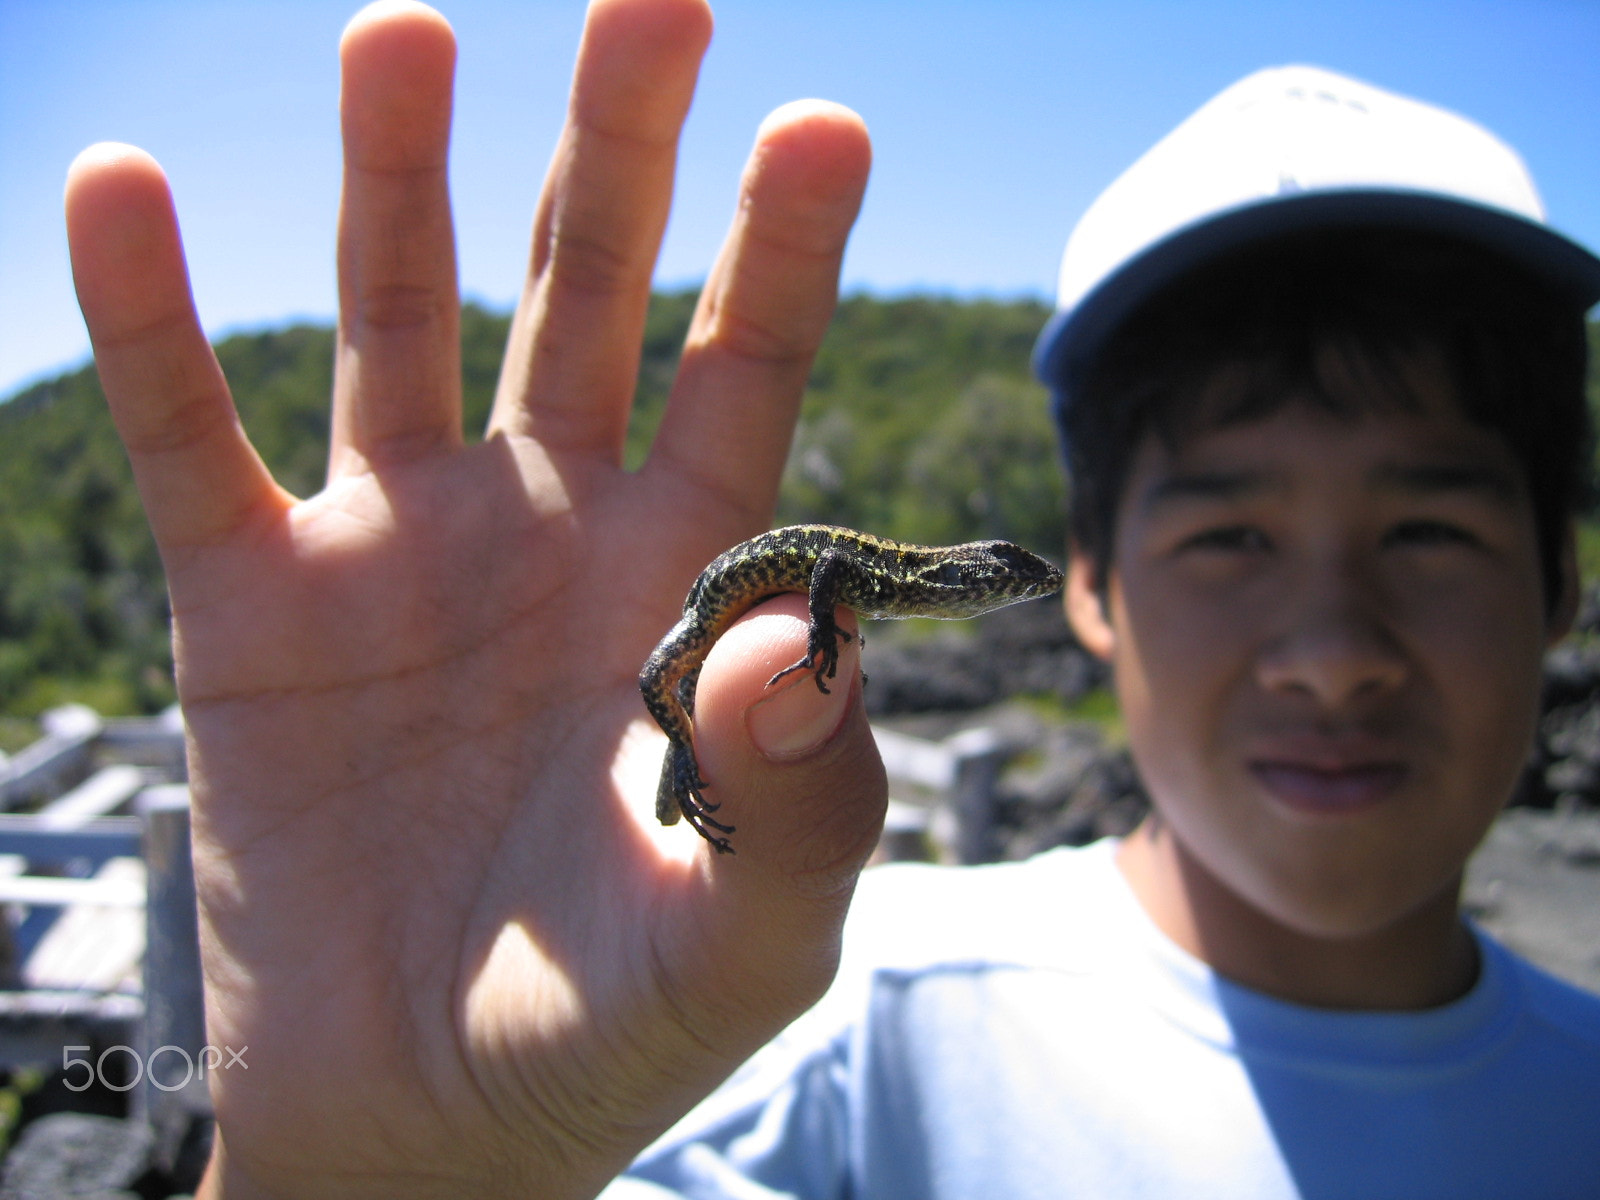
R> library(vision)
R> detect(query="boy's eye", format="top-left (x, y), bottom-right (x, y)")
top-left (1180, 525), bottom-right (1270, 554)
top-left (1385, 519), bottom-right (1480, 549)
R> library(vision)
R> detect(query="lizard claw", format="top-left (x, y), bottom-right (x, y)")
top-left (767, 653), bottom-right (828, 692)
top-left (674, 751), bottom-right (735, 851)
top-left (767, 626), bottom-right (853, 693)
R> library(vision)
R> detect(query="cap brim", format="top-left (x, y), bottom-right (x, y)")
top-left (1033, 191), bottom-right (1600, 402)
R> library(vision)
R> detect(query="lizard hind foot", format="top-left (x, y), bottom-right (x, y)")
top-left (680, 787), bottom-right (736, 852)
top-left (676, 768), bottom-right (733, 830)
top-left (660, 742), bottom-right (736, 852)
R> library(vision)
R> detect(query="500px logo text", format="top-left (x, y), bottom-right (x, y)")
top-left (62, 1043), bottom-right (248, 1092)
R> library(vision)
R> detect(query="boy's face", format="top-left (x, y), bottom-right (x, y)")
top-left (1067, 362), bottom-right (1570, 950)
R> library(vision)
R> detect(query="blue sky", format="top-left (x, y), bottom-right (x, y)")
top-left (2, 0), bottom-right (1597, 399)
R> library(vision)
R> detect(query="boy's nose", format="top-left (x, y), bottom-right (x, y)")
top-left (1255, 589), bottom-right (1407, 710)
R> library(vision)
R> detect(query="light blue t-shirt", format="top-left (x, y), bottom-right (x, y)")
top-left (607, 840), bottom-right (1600, 1200)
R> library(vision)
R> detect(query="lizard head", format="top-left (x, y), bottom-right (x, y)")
top-left (912, 539), bottom-right (1065, 617)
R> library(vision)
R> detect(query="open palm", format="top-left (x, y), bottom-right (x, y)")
top-left (65, 2), bottom-right (882, 1196)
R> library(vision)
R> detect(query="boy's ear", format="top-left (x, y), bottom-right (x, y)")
top-left (1547, 523), bottom-right (1582, 647)
top-left (1065, 543), bottom-right (1116, 662)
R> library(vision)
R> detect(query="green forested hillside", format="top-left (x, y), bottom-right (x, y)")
top-left (0, 293), bottom-right (1062, 719)
top-left (5, 299), bottom-right (1596, 723)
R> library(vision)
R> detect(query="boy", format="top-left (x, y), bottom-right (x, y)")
top-left (612, 66), bottom-right (1600, 1198)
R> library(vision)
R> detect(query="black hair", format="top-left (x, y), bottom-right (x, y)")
top-left (1063, 228), bottom-right (1594, 611)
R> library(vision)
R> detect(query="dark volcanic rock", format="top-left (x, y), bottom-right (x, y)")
top-left (0, 1113), bottom-right (150, 1199)
top-left (864, 597), bottom-right (1103, 717)
top-left (1463, 808), bottom-right (1600, 994)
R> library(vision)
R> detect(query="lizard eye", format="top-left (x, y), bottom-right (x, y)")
top-left (934, 561), bottom-right (966, 586)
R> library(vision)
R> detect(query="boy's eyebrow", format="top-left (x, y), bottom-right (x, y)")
top-left (1137, 469), bottom-right (1282, 512)
top-left (1369, 460), bottom-right (1523, 502)
top-left (1137, 459), bottom-right (1523, 514)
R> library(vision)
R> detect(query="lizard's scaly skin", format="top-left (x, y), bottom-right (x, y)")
top-left (639, 525), bottom-right (1065, 853)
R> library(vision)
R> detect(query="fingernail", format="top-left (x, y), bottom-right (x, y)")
top-left (747, 671), bottom-right (853, 761)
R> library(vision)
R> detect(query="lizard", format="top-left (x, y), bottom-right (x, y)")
top-left (639, 524), bottom-right (1065, 853)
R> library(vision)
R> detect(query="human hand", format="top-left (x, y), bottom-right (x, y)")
top-left (65, 1), bottom-right (879, 1196)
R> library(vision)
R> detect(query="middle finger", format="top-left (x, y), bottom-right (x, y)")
top-left (331, 1), bottom-right (465, 477)
top-left (490, 0), bottom-right (713, 459)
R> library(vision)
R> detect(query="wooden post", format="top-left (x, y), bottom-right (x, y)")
top-left (137, 784), bottom-right (208, 1164)
top-left (947, 728), bottom-right (1010, 865)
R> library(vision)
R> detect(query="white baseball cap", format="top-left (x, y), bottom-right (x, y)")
top-left (1033, 65), bottom-right (1600, 418)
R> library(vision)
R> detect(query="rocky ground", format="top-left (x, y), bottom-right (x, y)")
top-left (1462, 808), bottom-right (1600, 994)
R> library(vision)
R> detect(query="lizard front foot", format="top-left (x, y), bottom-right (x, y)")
top-left (767, 624), bottom-right (855, 695)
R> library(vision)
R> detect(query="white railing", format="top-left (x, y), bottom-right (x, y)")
top-left (0, 703), bottom-right (1013, 1170)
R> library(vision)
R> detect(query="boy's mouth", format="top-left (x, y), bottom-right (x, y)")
top-left (1248, 759), bottom-right (1409, 815)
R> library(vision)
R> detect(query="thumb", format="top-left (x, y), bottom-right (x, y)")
top-left (692, 594), bottom-right (887, 876)
top-left (683, 592), bottom-right (887, 986)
